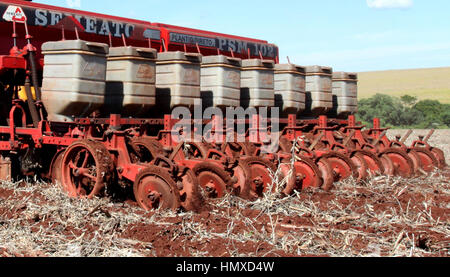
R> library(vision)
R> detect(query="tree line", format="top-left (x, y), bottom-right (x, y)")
top-left (357, 94), bottom-right (450, 129)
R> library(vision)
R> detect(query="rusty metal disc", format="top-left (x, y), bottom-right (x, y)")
top-left (334, 131), bottom-right (357, 149)
top-left (317, 151), bottom-right (358, 182)
top-left (279, 163), bottom-right (295, 195)
top-left (61, 140), bottom-right (114, 199)
top-left (242, 142), bottom-right (258, 157)
top-left (406, 149), bottom-right (423, 176)
top-left (133, 165), bottom-right (181, 211)
top-left (171, 142), bottom-right (210, 162)
top-left (242, 157), bottom-right (278, 198)
top-left (129, 137), bottom-right (164, 164)
top-left (281, 156), bottom-right (322, 195)
top-left (430, 147), bottom-right (447, 169)
top-left (229, 162), bottom-right (252, 200)
top-left (349, 152), bottom-right (369, 181)
top-left (379, 155), bottom-right (395, 176)
top-left (50, 149), bottom-right (65, 185)
top-left (379, 148), bottom-right (414, 178)
top-left (316, 158), bottom-right (334, 191)
top-left (361, 131), bottom-right (387, 152)
top-left (352, 149), bottom-right (385, 176)
top-left (193, 162), bottom-right (232, 199)
top-left (304, 133), bottom-right (327, 150)
top-left (412, 147), bottom-right (439, 173)
top-left (279, 136), bottom-right (317, 160)
top-left (176, 167), bottom-right (204, 212)
top-left (223, 142), bottom-right (253, 158)
top-left (279, 136), bottom-right (294, 153)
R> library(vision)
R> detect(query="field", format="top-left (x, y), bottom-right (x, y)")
top-left (358, 67), bottom-right (450, 104)
top-left (0, 130), bottom-right (448, 258)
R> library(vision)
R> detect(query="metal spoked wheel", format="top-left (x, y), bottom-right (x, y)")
top-left (205, 145), bottom-right (253, 200)
top-left (61, 140), bottom-right (114, 199)
top-left (133, 165), bottom-right (181, 211)
top-left (152, 156), bottom-right (204, 212)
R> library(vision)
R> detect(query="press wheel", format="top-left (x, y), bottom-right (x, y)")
top-left (280, 156), bottom-right (322, 195)
top-left (430, 147), bottom-right (447, 169)
top-left (193, 162), bottom-right (233, 199)
top-left (352, 149), bottom-right (385, 176)
top-left (242, 157), bottom-right (278, 198)
top-left (379, 148), bottom-right (414, 178)
top-left (317, 151), bottom-right (358, 182)
top-left (412, 147), bottom-right (439, 173)
top-left (133, 165), bottom-right (181, 211)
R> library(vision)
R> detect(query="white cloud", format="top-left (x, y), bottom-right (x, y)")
top-left (367, 0), bottom-right (413, 9)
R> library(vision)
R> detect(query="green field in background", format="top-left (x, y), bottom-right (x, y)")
top-left (358, 67), bottom-right (450, 104)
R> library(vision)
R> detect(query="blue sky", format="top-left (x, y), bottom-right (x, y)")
top-left (34, 0), bottom-right (450, 72)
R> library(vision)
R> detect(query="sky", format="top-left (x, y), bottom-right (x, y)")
top-left (33, 0), bottom-right (450, 72)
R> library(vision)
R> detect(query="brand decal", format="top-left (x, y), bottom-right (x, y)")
top-left (169, 32), bottom-right (277, 58)
top-left (34, 8), bottom-right (135, 38)
top-left (0, 4), bottom-right (157, 39)
top-left (2, 5), bottom-right (27, 22)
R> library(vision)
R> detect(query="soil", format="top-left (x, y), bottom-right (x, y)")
top-left (0, 130), bottom-right (448, 257)
top-left (0, 167), bottom-right (448, 257)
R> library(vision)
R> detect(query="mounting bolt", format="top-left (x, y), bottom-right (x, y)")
top-left (253, 177), bottom-right (264, 188)
top-left (73, 169), bottom-right (80, 176)
top-left (147, 191), bottom-right (161, 202)
top-left (230, 176), bottom-right (238, 185)
top-left (177, 181), bottom-right (184, 191)
top-left (296, 174), bottom-right (305, 182)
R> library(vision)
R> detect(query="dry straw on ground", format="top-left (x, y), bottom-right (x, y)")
top-left (0, 167), bottom-right (449, 257)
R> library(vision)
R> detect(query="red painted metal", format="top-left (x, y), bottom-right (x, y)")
top-left (0, 54), bottom-right (26, 71)
top-left (0, 0), bottom-right (279, 75)
top-left (0, 1), bottom-right (446, 214)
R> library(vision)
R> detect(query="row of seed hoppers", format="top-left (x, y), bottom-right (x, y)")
top-left (0, 29), bottom-right (446, 213)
